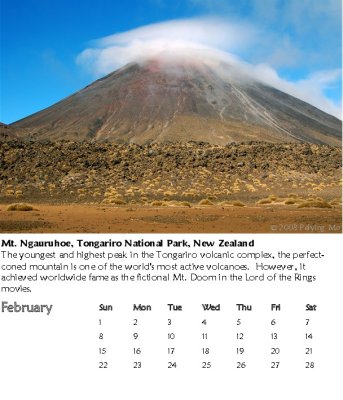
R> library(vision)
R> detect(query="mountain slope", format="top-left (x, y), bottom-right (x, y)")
top-left (11, 61), bottom-right (342, 145)
top-left (0, 122), bottom-right (18, 140)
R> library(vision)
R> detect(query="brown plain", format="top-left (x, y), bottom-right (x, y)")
top-left (0, 203), bottom-right (341, 233)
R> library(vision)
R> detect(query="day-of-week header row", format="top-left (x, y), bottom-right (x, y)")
top-left (99, 303), bottom-right (318, 312)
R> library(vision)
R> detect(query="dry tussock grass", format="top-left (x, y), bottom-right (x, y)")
top-left (232, 201), bottom-right (245, 207)
top-left (178, 201), bottom-right (191, 207)
top-left (7, 203), bottom-right (36, 211)
top-left (268, 195), bottom-right (279, 202)
top-left (284, 198), bottom-right (296, 205)
top-left (150, 200), bottom-right (165, 206)
top-left (257, 198), bottom-right (272, 205)
top-left (199, 199), bottom-right (214, 206)
top-left (297, 200), bottom-right (332, 209)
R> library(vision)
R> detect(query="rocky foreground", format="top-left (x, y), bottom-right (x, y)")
top-left (0, 141), bottom-right (341, 207)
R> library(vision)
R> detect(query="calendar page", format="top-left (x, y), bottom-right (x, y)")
top-left (1, 0), bottom-right (342, 399)
top-left (0, 233), bottom-right (342, 400)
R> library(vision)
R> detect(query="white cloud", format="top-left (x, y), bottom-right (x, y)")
top-left (77, 18), bottom-right (341, 118)
top-left (247, 65), bottom-right (342, 118)
top-left (77, 18), bottom-right (257, 75)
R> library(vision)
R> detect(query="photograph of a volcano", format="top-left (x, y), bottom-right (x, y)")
top-left (0, 1), bottom-right (342, 233)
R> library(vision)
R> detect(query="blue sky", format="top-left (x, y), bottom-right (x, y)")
top-left (1, 0), bottom-right (341, 123)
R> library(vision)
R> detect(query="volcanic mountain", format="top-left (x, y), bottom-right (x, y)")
top-left (10, 60), bottom-right (342, 145)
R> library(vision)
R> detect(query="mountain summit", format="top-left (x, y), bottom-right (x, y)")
top-left (11, 60), bottom-right (342, 145)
